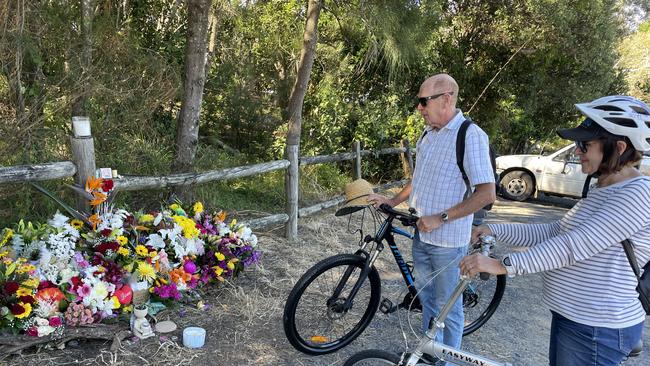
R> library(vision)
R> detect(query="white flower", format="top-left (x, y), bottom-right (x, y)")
top-left (146, 234), bottom-right (166, 249)
top-left (153, 213), bottom-right (163, 226)
top-left (37, 325), bottom-right (55, 337)
top-left (48, 212), bottom-right (69, 228)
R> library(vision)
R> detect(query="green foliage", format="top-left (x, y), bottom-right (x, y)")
top-left (0, 0), bottom-right (641, 225)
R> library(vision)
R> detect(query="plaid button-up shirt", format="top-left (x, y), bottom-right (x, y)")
top-left (410, 110), bottom-right (494, 247)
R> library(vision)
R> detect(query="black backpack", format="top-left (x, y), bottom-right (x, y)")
top-left (456, 118), bottom-right (499, 210)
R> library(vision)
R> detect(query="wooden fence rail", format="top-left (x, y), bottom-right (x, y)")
top-left (0, 119), bottom-right (414, 239)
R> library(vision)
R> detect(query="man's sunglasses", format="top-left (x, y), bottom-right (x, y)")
top-left (417, 91), bottom-right (453, 107)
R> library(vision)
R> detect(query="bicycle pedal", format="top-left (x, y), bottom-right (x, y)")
top-left (379, 298), bottom-right (397, 314)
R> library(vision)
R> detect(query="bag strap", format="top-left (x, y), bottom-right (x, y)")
top-left (456, 118), bottom-right (473, 186)
top-left (622, 239), bottom-right (642, 279)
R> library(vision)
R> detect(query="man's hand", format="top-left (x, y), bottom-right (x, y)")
top-left (417, 214), bottom-right (443, 232)
top-left (367, 193), bottom-right (392, 208)
top-left (459, 254), bottom-right (506, 277)
top-left (471, 225), bottom-right (493, 244)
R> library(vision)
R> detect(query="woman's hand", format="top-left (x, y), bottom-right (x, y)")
top-left (471, 225), bottom-right (493, 244)
top-left (459, 253), bottom-right (506, 277)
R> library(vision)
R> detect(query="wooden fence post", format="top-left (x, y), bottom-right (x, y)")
top-left (70, 117), bottom-right (95, 214)
top-left (285, 144), bottom-right (299, 241)
top-left (401, 139), bottom-right (413, 179)
top-left (352, 140), bottom-right (361, 180)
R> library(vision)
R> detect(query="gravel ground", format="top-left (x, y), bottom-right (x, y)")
top-left (5, 196), bottom-right (649, 366)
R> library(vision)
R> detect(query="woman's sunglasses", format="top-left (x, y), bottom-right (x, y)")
top-left (575, 140), bottom-right (600, 153)
top-left (417, 91), bottom-right (453, 107)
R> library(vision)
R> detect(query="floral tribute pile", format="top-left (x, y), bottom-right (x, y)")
top-left (0, 177), bottom-right (260, 336)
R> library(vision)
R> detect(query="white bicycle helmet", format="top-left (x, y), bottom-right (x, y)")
top-left (574, 95), bottom-right (650, 151)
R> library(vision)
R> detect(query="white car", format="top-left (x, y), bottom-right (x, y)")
top-left (495, 144), bottom-right (650, 201)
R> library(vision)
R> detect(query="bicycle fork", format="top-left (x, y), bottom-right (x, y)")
top-left (328, 249), bottom-right (381, 312)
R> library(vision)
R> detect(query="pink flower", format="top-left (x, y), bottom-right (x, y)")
top-left (183, 260), bottom-right (197, 274)
top-left (77, 283), bottom-right (92, 298)
top-left (49, 316), bottom-right (62, 327)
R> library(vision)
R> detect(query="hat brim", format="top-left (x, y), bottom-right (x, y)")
top-left (557, 119), bottom-right (609, 142)
top-left (335, 205), bottom-right (367, 216)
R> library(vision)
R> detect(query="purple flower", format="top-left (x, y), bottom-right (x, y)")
top-left (183, 260), bottom-right (197, 274)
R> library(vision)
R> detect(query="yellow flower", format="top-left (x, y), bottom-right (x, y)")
top-left (0, 251), bottom-right (8, 259)
top-left (110, 295), bottom-right (121, 309)
top-left (16, 287), bottom-right (33, 296)
top-left (117, 247), bottom-right (129, 257)
top-left (16, 264), bottom-right (36, 274)
top-left (193, 202), bottom-right (204, 215)
top-left (135, 245), bottom-right (148, 256)
top-left (227, 261), bottom-right (235, 270)
top-left (137, 262), bottom-right (156, 283)
top-left (139, 214), bottom-right (154, 223)
top-left (215, 252), bottom-right (225, 261)
top-left (70, 219), bottom-right (84, 229)
top-left (14, 302), bottom-right (32, 319)
top-left (116, 236), bottom-right (128, 246)
top-left (1, 228), bottom-right (14, 246)
top-left (213, 266), bottom-right (224, 276)
top-left (22, 278), bottom-right (39, 288)
top-left (149, 250), bottom-right (157, 258)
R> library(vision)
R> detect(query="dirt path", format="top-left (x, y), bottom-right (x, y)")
top-left (6, 197), bottom-right (650, 366)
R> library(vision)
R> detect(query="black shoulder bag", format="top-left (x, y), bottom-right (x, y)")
top-left (621, 239), bottom-right (650, 315)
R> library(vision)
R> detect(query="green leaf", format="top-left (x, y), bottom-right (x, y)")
top-left (30, 183), bottom-right (91, 226)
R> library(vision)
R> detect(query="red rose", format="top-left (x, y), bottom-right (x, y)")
top-left (100, 228), bottom-right (113, 237)
top-left (96, 241), bottom-right (119, 254)
top-left (18, 295), bottom-right (35, 304)
top-left (101, 179), bottom-right (114, 192)
top-left (49, 316), bottom-right (62, 327)
top-left (26, 326), bottom-right (38, 337)
top-left (3, 281), bottom-right (19, 295)
top-left (70, 276), bottom-right (81, 289)
top-left (10, 303), bottom-right (25, 315)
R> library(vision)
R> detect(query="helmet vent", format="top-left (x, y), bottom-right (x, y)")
top-left (631, 105), bottom-right (650, 115)
top-left (605, 117), bottom-right (637, 128)
top-left (595, 105), bottom-right (624, 112)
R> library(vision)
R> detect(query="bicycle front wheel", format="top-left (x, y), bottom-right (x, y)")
top-left (343, 349), bottom-right (402, 366)
top-left (283, 254), bottom-right (382, 355)
top-left (462, 273), bottom-right (506, 336)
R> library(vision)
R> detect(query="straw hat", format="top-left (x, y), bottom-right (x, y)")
top-left (335, 179), bottom-right (375, 216)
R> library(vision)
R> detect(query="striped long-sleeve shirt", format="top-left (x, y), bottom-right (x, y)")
top-left (488, 176), bottom-right (650, 328)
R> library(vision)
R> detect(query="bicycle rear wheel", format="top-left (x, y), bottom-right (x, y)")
top-left (283, 254), bottom-right (382, 355)
top-left (462, 273), bottom-right (506, 336)
top-left (343, 349), bottom-right (401, 366)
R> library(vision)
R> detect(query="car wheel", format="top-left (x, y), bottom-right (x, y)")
top-left (500, 171), bottom-right (534, 201)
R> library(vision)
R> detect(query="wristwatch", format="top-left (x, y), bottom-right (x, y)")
top-left (501, 256), bottom-right (516, 277)
top-left (440, 212), bottom-right (449, 223)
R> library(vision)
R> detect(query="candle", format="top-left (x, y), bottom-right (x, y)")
top-left (183, 327), bottom-right (206, 348)
top-left (72, 116), bottom-right (92, 138)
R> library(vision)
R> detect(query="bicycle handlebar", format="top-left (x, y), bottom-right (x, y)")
top-left (378, 203), bottom-right (419, 227)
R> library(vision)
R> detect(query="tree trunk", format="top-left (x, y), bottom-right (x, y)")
top-left (284, 0), bottom-right (322, 241)
top-left (72, 0), bottom-right (93, 116)
top-left (171, 0), bottom-right (211, 201)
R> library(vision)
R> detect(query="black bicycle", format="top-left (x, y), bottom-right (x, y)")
top-left (283, 204), bottom-right (507, 355)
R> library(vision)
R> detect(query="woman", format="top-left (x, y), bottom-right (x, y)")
top-left (460, 95), bottom-right (650, 366)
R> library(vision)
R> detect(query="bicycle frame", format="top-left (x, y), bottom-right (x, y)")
top-left (402, 243), bottom-right (511, 366)
top-left (334, 210), bottom-right (417, 312)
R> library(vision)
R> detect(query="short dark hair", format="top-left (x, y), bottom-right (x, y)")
top-left (598, 135), bottom-right (642, 175)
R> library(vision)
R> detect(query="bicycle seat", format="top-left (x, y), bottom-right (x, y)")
top-left (628, 339), bottom-right (643, 357)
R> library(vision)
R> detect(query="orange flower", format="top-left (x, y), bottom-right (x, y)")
top-left (89, 191), bottom-right (107, 206)
top-left (85, 176), bottom-right (103, 192)
top-left (216, 210), bottom-right (226, 222)
top-left (89, 213), bottom-right (101, 230)
top-left (169, 268), bottom-right (191, 284)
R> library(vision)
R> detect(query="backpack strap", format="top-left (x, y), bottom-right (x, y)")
top-left (622, 239), bottom-right (642, 279)
top-left (456, 118), bottom-right (473, 191)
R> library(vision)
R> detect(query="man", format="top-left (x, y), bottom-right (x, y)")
top-left (368, 74), bottom-right (495, 359)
